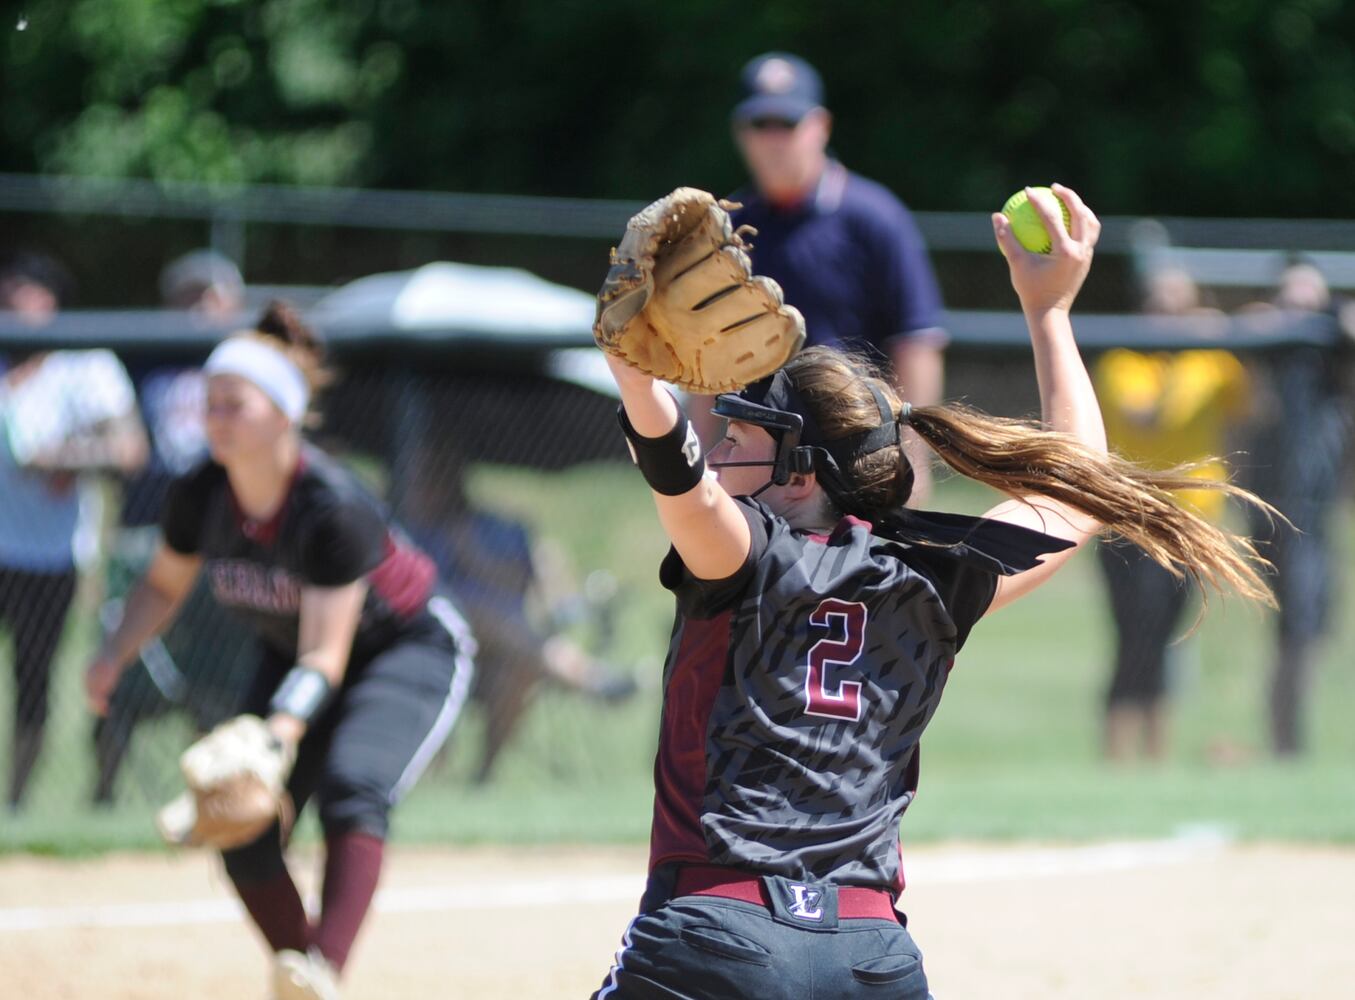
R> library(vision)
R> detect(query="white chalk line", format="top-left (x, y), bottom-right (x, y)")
top-left (0, 830), bottom-right (1231, 933)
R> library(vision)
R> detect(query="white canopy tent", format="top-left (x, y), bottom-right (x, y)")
top-left (310, 261), bottom-right (619, 396)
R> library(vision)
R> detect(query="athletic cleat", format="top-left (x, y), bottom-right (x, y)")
top-left (273, 949), bottom-right (339, 1000)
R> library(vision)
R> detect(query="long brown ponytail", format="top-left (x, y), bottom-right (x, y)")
top-left (784, 347), bottom-right (1275, 607)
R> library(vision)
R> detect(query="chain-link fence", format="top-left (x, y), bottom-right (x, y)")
top-left (0, 334), bottom-right (672, 813)
top-left (3, 303), bottom-right (1349, 827)
top-left (4, 171), bottom-right (1355, 842)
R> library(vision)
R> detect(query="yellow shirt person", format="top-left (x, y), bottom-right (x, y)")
top-left (1095, 349), bottom-right (1250, 522)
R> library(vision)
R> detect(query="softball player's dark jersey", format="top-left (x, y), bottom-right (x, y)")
top-left (652, 497), bottom-right (998, 892)
top-left (160, 445), bottom-right (438, 663)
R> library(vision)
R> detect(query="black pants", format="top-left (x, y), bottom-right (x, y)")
top-left (593, 866), bottom-right (930, 1000)
top-left (222, 599), bottom-right (474, 884)
top-left (1097, 538), bottom-right (1191, 708)
top-left (0, 565), bottom-right (78, 807)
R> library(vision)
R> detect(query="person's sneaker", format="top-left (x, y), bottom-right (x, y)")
top-left (274, 949), bottom-right (339, 1000)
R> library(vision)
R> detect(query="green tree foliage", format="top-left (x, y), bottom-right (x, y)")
top-left (3, 0), bottom-right (1355, 214)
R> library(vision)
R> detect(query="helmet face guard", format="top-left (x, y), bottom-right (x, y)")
top-left (710, 390), bottom-right (813, 486)
top-left (710, 367), bottom-right (911, 505)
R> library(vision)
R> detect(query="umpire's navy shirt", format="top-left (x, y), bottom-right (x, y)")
top-left (730, 160), bottom-right (947, 356)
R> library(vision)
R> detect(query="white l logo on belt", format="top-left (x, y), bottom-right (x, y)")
top-left (787, 884), bottom-right (824, 921)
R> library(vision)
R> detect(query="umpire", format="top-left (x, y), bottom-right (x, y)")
top-left (695, 52), bottom-right (948, 504)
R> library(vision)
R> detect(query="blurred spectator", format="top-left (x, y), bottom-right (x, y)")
top-left (1241, 261), bottom-right (1353, 756)
top-left (692, 52), bottom-right (947, 505)
top-left (1094, 269), bottom-right (1250, 762)
top-left (402, 441), bottom-right (636, 783)
top-left (0, 251), bottom-right (73, 325)
top-left (120, 250), bottom-right (245, 526)
top-left (1142, 267), bottom-right (1213, 318)
top-left (159, 248), bottom-right (247, 318)
top-left (94, 249), bottom-right (256, 804)
top-left (0, 250), bottom-right (148, 808)
top-left (1274, 262), bottom-right (1330, 314)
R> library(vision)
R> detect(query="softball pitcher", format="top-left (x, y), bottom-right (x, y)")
top-left (589, 185), bottom-right (1272, 997)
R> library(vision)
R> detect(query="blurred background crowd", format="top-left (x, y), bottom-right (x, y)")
top-left (2, 2), bottom-right (1354, 845)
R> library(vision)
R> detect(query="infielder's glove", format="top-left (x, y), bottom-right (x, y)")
top-left (595, 187), bottom-right (806, 394)
top-left (155, 715), bottom-right (296, 851)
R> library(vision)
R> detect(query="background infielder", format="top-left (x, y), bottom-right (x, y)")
top-left (589, 185), bottom-right (1273, 997)
top-left (84, 303), bottom-right (474, 1000)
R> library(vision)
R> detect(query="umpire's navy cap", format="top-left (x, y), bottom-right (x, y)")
top-left (732, 52), bottom-right (825, 125)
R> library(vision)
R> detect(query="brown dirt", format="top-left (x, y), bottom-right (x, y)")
top-left (1, 842), bottom-right (1350, 999)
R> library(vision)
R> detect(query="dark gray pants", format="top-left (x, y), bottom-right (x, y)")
top-left (0, 565), bottom-right (78, 807)
top-left (1097, 537), bottom-right (1191, 707)
top-left (592, 867), bottom-right (930, 1000)
top-left (222, 601), bottom-right (474, 884)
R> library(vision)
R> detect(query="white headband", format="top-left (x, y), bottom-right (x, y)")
top-left (204, 337), bottom-right (311, 423)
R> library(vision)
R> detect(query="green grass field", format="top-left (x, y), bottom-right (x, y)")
top-left (3, 462), bottom-right (1352, 855)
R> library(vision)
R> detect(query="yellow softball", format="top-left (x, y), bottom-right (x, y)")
top-left (1001, 187), bottom-right (1072, 254)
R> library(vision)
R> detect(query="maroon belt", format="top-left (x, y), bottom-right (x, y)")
top-left (673, 864), bottom-right (898, 921)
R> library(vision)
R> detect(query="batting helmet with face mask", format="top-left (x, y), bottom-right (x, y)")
top-left (710, 368), bottom-right (913, 507)
top-left (710, 368), bottom-right (1074, 576)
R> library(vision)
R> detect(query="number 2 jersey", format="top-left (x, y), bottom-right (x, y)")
top-left (651, 496), bottom-right (1042, 892)
top-left (160, 444), bottom-right (442, 664)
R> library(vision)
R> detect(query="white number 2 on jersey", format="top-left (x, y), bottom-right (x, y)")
top-left (803, 598), bottom-right (866, 721)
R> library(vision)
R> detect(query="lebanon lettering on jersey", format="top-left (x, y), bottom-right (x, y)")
top-left (174, 446), bottom-right (438, 661)
top-left (208, 559), bottom-right (303, 615)
top-left (651, 504), bottom-right (972, 891)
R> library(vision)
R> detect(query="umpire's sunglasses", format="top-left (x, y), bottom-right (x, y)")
top-left (744, 117), bottom-right (799, 132)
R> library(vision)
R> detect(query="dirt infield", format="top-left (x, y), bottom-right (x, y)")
top-left (2, 840), bottom-right (1350, 999)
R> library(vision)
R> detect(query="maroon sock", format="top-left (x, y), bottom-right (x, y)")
top-left (313, 830), bottom-right (385, 972)
top-left (234, 871), bottom-right (311, 954)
